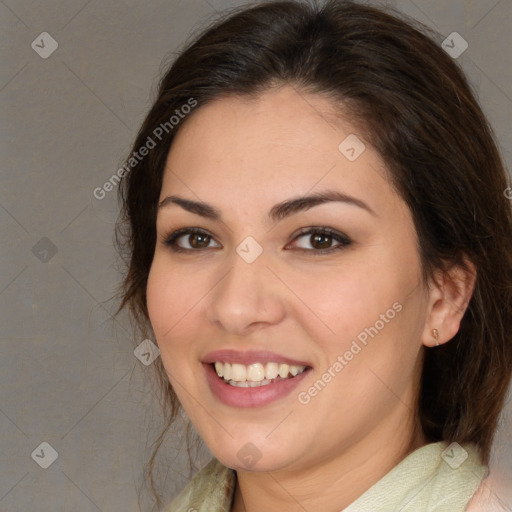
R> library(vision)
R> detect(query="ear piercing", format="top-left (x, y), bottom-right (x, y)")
top-left (432, 328), bottom-right (440, 346)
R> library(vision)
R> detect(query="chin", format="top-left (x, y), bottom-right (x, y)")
top-left (203, 434), bottom-right (304, 473)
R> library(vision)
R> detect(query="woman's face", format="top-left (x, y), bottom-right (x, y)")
top-left (147, 85), bottom-right (431, 472)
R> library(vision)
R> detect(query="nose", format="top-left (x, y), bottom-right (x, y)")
top-left (205, 247), bottom-right (286, 336)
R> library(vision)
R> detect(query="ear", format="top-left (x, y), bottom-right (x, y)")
top-left (421, 258), bottom-right (477, 348)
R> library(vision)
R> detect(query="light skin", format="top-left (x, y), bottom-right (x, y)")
top-left (146, 85), bottom-right (475, 512)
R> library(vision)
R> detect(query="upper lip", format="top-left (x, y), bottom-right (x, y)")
top-left (202, 349), bottom-right (312, 367)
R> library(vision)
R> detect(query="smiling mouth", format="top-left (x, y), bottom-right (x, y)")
top-left (212, 361), bottom-right (310, 388)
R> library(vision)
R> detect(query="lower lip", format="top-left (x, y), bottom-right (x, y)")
top-left (203, 363), bottom-right (311, 408)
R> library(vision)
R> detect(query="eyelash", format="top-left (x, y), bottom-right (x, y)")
top-left (162, 226), bottom-right (352, 255)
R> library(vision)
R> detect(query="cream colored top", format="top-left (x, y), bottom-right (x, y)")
top-left (166, 441), bottom-right (490, 511)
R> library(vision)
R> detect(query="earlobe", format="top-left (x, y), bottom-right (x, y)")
top-left (421, 258), bottom-right (477, 348)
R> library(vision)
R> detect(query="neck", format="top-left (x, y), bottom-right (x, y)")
top-left (231, 413), bottom-right (427, 512)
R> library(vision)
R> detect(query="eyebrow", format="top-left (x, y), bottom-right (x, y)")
top-left (157, 190), bottom-right (376, 223)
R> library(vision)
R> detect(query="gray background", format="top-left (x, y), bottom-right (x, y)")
top-left (1, 0), bottom-right (511, 510)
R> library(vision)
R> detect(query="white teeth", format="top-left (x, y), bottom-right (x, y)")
top-left (222, 362), bottom-right (232, 381)
top-left (213, 361), bottom-right (307, 383)
top-left (247, 363), bottom-right (265, 381)
top-left (265, 362), bottom-right (279, 379)
top-left (278, 364), bottom-right (290, 378)
top-left (229, 379), bottom-right (273, 388)
top-left (231, 363), bottom-right (246, 381)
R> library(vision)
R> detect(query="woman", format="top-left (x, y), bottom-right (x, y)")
top-left (115, 1), bottom-right (512, 510)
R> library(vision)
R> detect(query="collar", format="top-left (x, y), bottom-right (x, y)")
top-left (166, 441), bottom-right (488, 512)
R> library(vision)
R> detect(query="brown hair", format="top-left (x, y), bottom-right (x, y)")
top-left (114, 0), bottom-right (512, 505)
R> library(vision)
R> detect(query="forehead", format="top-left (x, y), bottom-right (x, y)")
top-left (161, 86), bottom-right (394, 215)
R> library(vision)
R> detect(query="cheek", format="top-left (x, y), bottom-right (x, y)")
top-left (291, 262), bottom-right (402, 346)
top-left (146, 261), bottom-right (192, 376)
top-left (146, 262), bottom-right (198, 388)
top-left (295, 254), bottom-right (423, 382)
top-left (146, 257), bottom-right (202, 337)
top-left (146, 261), bottom-right (173, 336)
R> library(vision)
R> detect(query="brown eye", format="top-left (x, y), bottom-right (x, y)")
top-left (309, 233), bottom-right (334, 250)
top-left (163, 228), bottom-right (221, 251)
top-left (187, 232), bottom-right (211, 248)
top-left (290, 227), bottom-right (351, 253)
